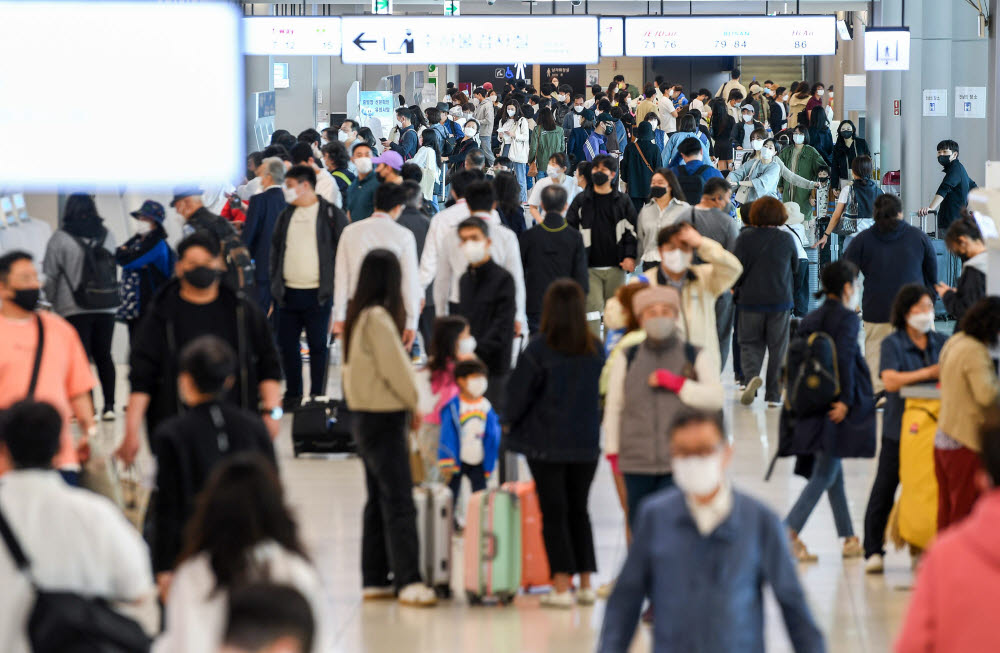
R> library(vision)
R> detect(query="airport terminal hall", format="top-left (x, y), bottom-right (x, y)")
top-left (5, 0), bottom-right (1000, 651)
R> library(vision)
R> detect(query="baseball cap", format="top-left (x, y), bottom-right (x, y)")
top-left (371, 150), bottom-right (404, 171)
top-left (483, 82), bottom-right (494, 91)
top-left (169, 188), bottom-right (202, 207)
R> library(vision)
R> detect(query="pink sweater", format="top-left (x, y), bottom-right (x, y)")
top-left (423, 363), bottom-right (459, 425)
top-left (896, 489), bottom-right (1000, 652)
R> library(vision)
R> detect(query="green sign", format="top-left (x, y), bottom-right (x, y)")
top-left (428, 64), bottom-right (436, 72)
top-left (371, 0), bottom-right (391, 15)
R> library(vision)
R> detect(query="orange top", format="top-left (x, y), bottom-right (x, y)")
top-left (0, 310), bottom-right (95, 471)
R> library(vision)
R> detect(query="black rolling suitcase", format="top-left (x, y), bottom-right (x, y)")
top-left (291, 347), bottom-right (357, 457)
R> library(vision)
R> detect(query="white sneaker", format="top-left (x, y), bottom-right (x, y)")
top-left (398, 583), bottom-right (437, 607)
top-left (576, 588), bottom-right (597, 605)
top-left (101, 410), bottom-right (116, 422)
top-left (865, 554), bottom-right (884, 574)
top-left (741, 377), bottom-right (763, 405)
top-left (540, 590), bottom-right (574, 609)
top-left (362, 586), bottom-right (395, 600)
top-left (766, 401), bottom-right (783, 409)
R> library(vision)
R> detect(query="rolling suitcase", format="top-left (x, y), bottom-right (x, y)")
top-left (502, 481), bottom-right (551, 591)
top-left (463, 489), bottom-right (521, 605)
top-left (413, 483), bottom-right (454, 597)
top-left (290, 358), bottom-right (356, 457)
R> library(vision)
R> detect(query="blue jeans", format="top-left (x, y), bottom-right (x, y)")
top-left (785, 452), bottom-right (855, 537)
top-left (623, 473), bottom-right (674, 531)
top-left (512, 162), bottom-right (528, 202)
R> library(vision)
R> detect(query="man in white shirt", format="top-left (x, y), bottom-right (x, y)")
top-left (655, 85), bottom-right (680, 134)
top-left (716, 68), bottom-right (747, 101)
top-left (527, 152), bottom-right (579, 222)
top-left (332, 183), bottom-right (420, 350)
top-left (0, 401), bottom-right (158, 653)
top-left (419, 170), bottom-right (527, 336)
top-left (290, 143), bottom-right (342, 208)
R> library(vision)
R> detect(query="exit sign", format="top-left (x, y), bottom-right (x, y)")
top-left (444, 0), bottom-right (460, 16)
top-left (372, 0), bottom-right (392, 15)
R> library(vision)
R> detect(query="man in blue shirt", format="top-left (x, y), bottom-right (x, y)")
top-left (671, 137), bottom-right (724, 203)
top-left (918, 139), bottom-right (977, 234)
top-left (599, 410), bottom-right (825, 653)
top-left (385, 107), bottom-right (419, 161)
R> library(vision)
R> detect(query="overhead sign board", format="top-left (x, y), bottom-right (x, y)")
top-left (600, 17), bottom-right (624, 57)
top-left (864, 27), bottom-right (910, 71)
top-left (372, 0), bottom-right (392, 15)
top-left (341, 16), bottom-right (599, 64)
top-left (624, 16), bottom-right (835, 57)
top-left (243, 17), bottom-right (343, 55)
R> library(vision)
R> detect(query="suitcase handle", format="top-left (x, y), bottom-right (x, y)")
top-left (481, 532), bottom-right (498, 561)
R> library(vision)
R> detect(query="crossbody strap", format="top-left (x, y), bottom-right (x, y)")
top-left (634, 143), bottom-right (654, 173)
top-left (27, 314), bottom-right (44, 399)
top-left (0, 496), bottom-right (30, 571)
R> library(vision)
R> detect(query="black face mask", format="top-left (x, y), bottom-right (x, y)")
top-left (592, 171), bottom-right (610, 186)
top-left (183, 266), bottom-right (221, 289)
top-left (817, 176), bottom-right (830, 185)
top-left (649, 186), bottom-right (667, 199)
top-left (9, 288), bottom-right (40, 311)
top-left (938, 155), bottom-right (953, 168)
top-left (841, 130), bottom-right (854, 138)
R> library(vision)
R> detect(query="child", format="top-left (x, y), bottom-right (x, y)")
top-left (438, 358), bottom-right (501, 512)
top-left (810, 164), bottom-right (832, 245)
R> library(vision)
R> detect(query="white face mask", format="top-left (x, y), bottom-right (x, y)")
top-left (649, 120), bottom-right (658, 130)
top-left (135, 220), bottom-right (154, 234)
top-left (907, 311), bottom-right (935, 334)
top-left (751, 139), bottom-right (764, 151)
top-left (816, 89), bottom-right (825, 97)
top-left (458, 335), bottom-right (477, 356)
top-left (847, 288), bottom-right (860, 311)
top-left (760, 148), bottom-right (775, 161)
top-left (643, 316), bottom-right (676, 341)
top-left (574, 105), bottom-right (584, 113)
top-left (461, 239), bottom-right (488, 264)
top-left (354, 157), bottom-right (373, 175)
top-left (338, 130), bottom-right (350, 142)
top-left (661, 249), bottom-right (692, 274)
top-left (672, 450), bottom-right (724, 497)
top-left (465, 375), bottom-right (488, 398)
top-left (546, 165), bottom-right (563, 178)
top-left (283, 186), bottom-right (299, 203)
top-left (395, 119), bottom-right (403, 129)
top-left (465, 127), bottom-right (478, 138)
top-left (554, 93), bottom-right (564, 102)
top-left (506, 107), bottom-right (516, 117)
top-left (783, 94), bottom-right (790, 101)
top-left (792, 134), bottom-right (805, 145)
top-left (742, 113), bottom-right (753, 123)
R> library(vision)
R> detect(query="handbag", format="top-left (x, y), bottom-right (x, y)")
top-left (0, 498), bottom-right (152, 653)
top-left (734, 160), bottom-right (759, 204)
top-left (834, 187), bottom-right (860, 236)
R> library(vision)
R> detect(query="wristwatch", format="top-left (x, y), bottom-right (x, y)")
top-left (263, 406), bottom-right (283, 421)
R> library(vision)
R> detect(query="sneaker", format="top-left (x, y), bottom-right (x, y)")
top-left (842, 537), bottom-right (864, 559)
top-left (540, 590), bottom-right (574, 609)
top-left (101, 410), bottom-right (116, 422)
top-left (741, 377), bottom-right (763, 405)
top-left (865, 554), bottom-right (884, 574)
top-left (766, 401), bottom-right (783, 409)
top-left (595, 581), bottom-right (614, 599)
top-left (398, 582), bottom-right (437, 607)
top-left (362, 586), bottom-right (396, 600)
top-left (576, 588), bottom-right (597, 606)
top-left (790, 533), bottom-right (818, 563)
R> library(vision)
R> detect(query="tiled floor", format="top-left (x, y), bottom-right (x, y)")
top-left (270, 377), bottom-right (915, 653)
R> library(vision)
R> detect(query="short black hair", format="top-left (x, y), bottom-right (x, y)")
top-left (669, 408), bottom-right (725, 441)
top-left (817, 259), bottom-right (859, 299)
top-left (494, 156), bottom-right (512, 169)
top-left (400, 162), bottom-right (422, 183)
top-left (678, 137), bottom-right (703, 157)
top-left (557, 84), bottom-right (573, 95)
top-left (731, 68), bottom-right (741, 79)
top-left (285, 164), bottom-right (317, 189)
top-left (395, 107), bottom-right (412, 122)
top-left (177, 231), bottom-right (221, 259)
top-left (262, 144), bottom-right (289, 161)
top-left (457, 216), bottom-right (489, 238)
top-left (247, 151), bottom-right (263, 169)
top-left (0, 400), bottom-right (62, 469)
top-left (0, 250), bottom-right (33, 283)
top-left (374, 182), bottom-right (407, 212)
top-left (945, 214), bottom-right (984, 246)
top-left (425, 107), bottom-right (442, 125)
top-left (851, 155), bottom-right (873, 179)
top-left (958, 296), bottom-right (1000, 344)
top-left (591, 154), bottom-right (618, 175)
top-left (657, 222), bottom-right (689, 248)
top-left (473, 87), bottom-right (488, 98)
top-left (454, 358), bottom-right (488, 380)
top-left (890, 284), bottom-right (934, 331)
top-left (289, 142), bottom-right (316, 166)
top-left (341, 118), bottom-right (359, 132)
top-left (697, 88), bottom-right (711, 98)
top-left (179, 335), bottom-right (236, 395)
top-left (702, 177), bottom-right (730, 198)
top-left (321, 141), bottom-right (350, 170)
top-left (297, 128), bottom-right (321, 145)
top-left (540, 184), bottom-right (568, 213)
top-left (548, 152), bottom-right (567, 168)
top-left (936, 139), bottom-right (959, 153)
top-left (223, 582), bottom-right (315, 653)
top-left (575, 160), bottom-right (593, 184)
top-left (274, 132), bottom-right (298, 153)
top-left (450, 168), bottom-right (485, 199)
top-left (465, 181), bottom-right (495, 213)
top-left (612, 74), bottom-right (625, 83)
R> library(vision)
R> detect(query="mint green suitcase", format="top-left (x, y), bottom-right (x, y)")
top-left (463, 488), bottom-right (521, 605)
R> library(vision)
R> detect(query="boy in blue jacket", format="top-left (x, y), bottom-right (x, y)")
top-left (438, 358), bottom-right (501, 507)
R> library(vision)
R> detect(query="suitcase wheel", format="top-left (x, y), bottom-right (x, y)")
top-left (434, 585), bottom-right (452, 599)
top-left (465, 591), bottom-right (481, 606)
top-left (497, 593), bottom-right (515, 606)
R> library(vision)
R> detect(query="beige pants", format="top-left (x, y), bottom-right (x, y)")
top-left (863, 321), bottom-right (894, 394)
top-left (586, 267), bottom-right (626, 338)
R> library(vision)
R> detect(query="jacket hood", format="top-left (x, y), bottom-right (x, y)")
top-left (965, 251), bottom-right (988, 274)
top-left (963, 491), bottom-right (1000, 567)
top-left (872, 217), bottom-right (907, 242)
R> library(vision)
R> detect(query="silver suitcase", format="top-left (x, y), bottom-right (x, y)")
top-left (413, 483), bottom-right (453, 597)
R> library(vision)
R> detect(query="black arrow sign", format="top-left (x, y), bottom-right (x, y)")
top-left (353, 33), bottom-right (376, 50)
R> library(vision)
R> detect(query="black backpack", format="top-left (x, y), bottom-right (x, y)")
top-left (675, 164), bottom-right (709, 204)
top-left (783, 331), bottom-right (840, 416)
top-left (65, 231), bottom-right (120, 310)
top-left (190, 213), bottom-right (255, 292)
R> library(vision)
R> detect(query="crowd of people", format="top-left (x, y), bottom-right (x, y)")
top-left (0, 67), bottom-right (997, 653)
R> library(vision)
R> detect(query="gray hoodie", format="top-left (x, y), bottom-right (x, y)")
top-left (42, 229), bottom-right (118, 317)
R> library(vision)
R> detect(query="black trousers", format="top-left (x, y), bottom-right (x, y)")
top-left (527, 459), bottom-right (598, 576)
top-left (356, 410), bottom-right (422, 589)
top-left (792, 262), bottom-right (810, 318)
top-left (863, 438), bottom-right (901, 558)
top-left (715, 292), bottom-right (735, 371)
top-left (447, 462), bottom-right (486, 502)
top-left (66, 313), bottom-right (116, 411)
top-left (276, 289), bottom-right (330, 399)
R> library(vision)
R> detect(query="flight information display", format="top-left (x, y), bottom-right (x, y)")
top-left (244, 17), bottom-right (343, 56)
top-left (625, 16), bottom-right (836, 57)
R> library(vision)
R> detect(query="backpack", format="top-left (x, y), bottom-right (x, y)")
top-left (675, 164), bottom-right (709, 204)
top-left (64, 231), bottom-right (120, 310)
top-left (190, 213), bottom-right (255, 292)
top-left (783, 331), bottom-right (840, 416)
top-left (331, 170), bottom-right (353, 190)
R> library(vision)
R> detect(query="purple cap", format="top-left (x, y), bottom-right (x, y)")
top-left (372, 150), bottom-right (404, 171)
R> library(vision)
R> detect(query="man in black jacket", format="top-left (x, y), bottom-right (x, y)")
top-left (566, 154), bottom-right (638, 336)
top-left (172, 188), bottom-right (247, 291)
top-left (152, 335), bottom-right (276, 576)
top-left (117, 232), bottom-right (283, 464)
top-left (242, 157), bottom-right (287, 312)
top-left (519, 185), bottom-right (589, 335)
top-left (398, 180), bottom-right (434, 347)
top-left (455, 217), bottom-right (516, 416)
top-left (270, 165), bottom-right (349, 409)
